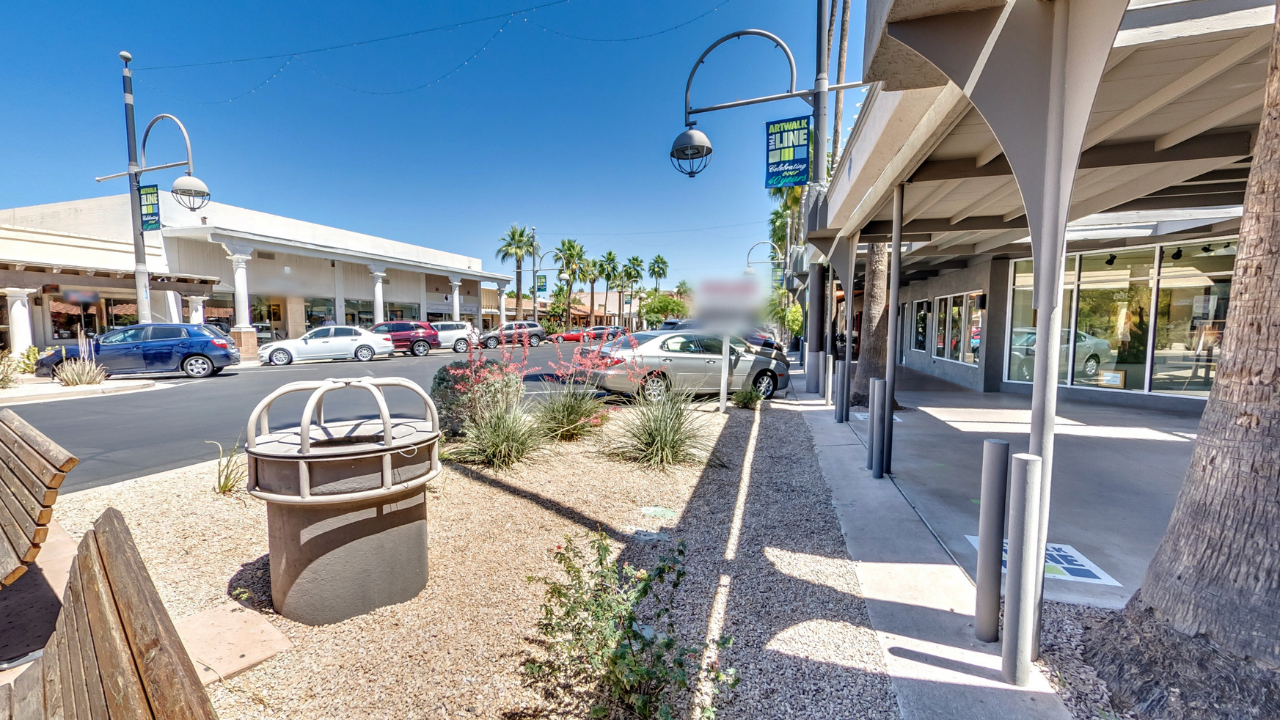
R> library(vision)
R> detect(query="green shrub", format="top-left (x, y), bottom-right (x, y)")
top-left (55, 357), bottom-right (106, 386)
top-left (452, 399), bottom-right (543, 469)
top-left (207, 435), bottom-right (247, 495)
top-left (13, 346), bottom-right (40, 375)
top-left (525, 531), bottom-right (737, 719)
top-left (731, 386), bottom-right (764, 410)
top-left (537, 386), bottom-right (607, 441)
top-left (609, 388), bottom-right (716, 468)
top-left (784, 303), bottom-right (803, 338)
top-left (430, 358), bottom-right (523, 435)
top-left (0, 351), bottom-right (17, 390)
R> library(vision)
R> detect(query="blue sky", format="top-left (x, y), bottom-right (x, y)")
top-left (0, 1), bottom-right (866, 289)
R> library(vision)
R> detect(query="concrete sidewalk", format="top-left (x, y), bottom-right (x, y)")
top-left (0, 378), bottom-right (156, 406)
top-left (784, 368), bottom-right (1071, 719)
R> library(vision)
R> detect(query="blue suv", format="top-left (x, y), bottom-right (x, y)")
top-left (34, 324), bottom-right (241, 379)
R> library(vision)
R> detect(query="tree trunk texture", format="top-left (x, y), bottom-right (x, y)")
top-left (1134, 14), bottom-right (1280, 666)
top-left (850, 243), bottom-right (887, 405)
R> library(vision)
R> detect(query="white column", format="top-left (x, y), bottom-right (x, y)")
top-left (448, 275), bottom-right (462, 322)
top-left (187, 295), bottom-right (208, 325)
top-left (4, 289), bottom-right (38, 355)
top-left (496, 281), bottom-right (508, 325)
top-left (370, 265), bottom-right (387, 324)
top-left (230, 254), bottom-right (253, 329)
top-left (334, 261), bottom-right (346, 325)
top-left (419, 274), bottom-right (429, 322)
top-left (165, 291), bottom-right (182, 323)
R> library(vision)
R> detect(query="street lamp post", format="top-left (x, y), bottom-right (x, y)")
top-left (530, 243), bottom-right (556, 325)
top-left (97, 52), bottom-right (211, 324)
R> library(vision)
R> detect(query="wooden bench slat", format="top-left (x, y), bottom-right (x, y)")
top-left (0, 445), bottom-right (57, 509)
top-left (0, 532), bottom-right (25, 587)
top-left (78, 529), bottom-right (150, 720)
top-left (10, 657), bottom-right (43, 720)
top-left (0, 481), bottom-right (45, 547)
top-left (0, 424), bottom-right (65, 493)
top-left (0, 500), bottom-right (38, 565)
top-left (0, 411), bottom-right (77, 473)
top-left (0, 681), bottom-right (10, 720)
top-left (60, 570), bottom-right (92, 720)
top-left (55, 613), bottom-right (76, 720)
top-left (0, 473), bottom-right (48, 530)
top-left (68, 562), bottom-right (110, 720)
top-left (42, 626), bottom-right (64, 720)
top-left (94, 509), bottom-right (218, 720)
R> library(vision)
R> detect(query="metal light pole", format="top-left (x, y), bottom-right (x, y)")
top-left (530, 242), bottom-right (554, 325)
top-left (98, 52), bottom-right (211, 324)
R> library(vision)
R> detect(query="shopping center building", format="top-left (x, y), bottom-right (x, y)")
top-left (811, 0), bottom-right (1269, 410)
top-left (0, 193), bottom-right (512, 354)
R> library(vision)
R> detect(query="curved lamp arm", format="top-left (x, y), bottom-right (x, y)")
top-left (745, 240), bottom-right (779, 266)
top-left (685, 30), bottom-right (797, 127)
top-left (140, 113), bottom-right (196, 176)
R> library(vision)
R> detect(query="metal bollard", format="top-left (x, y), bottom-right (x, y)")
top-left (871, 378), bottom-right (886, 478)
top-left (866, 380), bottom-right (880, 470)
top-left (834, 360), bottom-right (846, 422)
top-left (1002, 453), bottom-right (1042, 686)
top-left (826, 354), bottom-right (835, 405)
top-left (975, 440), bottom-right (1011, 643)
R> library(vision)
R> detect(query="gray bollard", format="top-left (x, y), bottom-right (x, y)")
top-left (1002, 453), bottom-right (1042, 686)
top-left (834, 360), bottom-right (846, 423)
top-left (871, 378), bottom-right (886, 478)
top-left (975, 440), bottom-right (1011, 643)
top-left (865, 380), bottom-right (879, 470)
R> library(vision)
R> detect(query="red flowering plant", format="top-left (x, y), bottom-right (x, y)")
top-left (534, 334), bottom-right (652, 441)
top-left (430, 329), bottom-right (538, 436)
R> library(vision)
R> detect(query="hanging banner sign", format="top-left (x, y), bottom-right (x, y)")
top-left (765, 115), bottom-right (811, 188)
top-left (536, 274), bottom-right (547, 292)
top-left (139, 185), bottom-right (161, 231)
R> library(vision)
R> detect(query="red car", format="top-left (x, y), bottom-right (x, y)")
top-left (369, 321), bottom-right (439, 356)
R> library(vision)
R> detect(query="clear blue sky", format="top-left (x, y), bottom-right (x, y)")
top-left (0, 1), bottom-right (866, 289)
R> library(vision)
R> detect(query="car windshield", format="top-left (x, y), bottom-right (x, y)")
top-left (604, 332), bottom-right (656, 352)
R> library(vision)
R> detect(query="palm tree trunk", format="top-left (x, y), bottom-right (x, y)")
top-left (1124, 18), bottom-right (1280, 667)
top-left (850, 244), bottom-right (888, 405)
top-left (831, 0), bottom-right (851, 163)
top-left (589, 281), bottom-right (596, 326)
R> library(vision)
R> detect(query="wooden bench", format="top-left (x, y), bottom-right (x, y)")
top-left (1, 508), bottom-right (218, 719)
top-left (0, 409), bottom-right (77, 589)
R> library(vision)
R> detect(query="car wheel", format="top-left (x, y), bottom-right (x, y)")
top-left (529, 335), bottom-right (541, 347)
top-left (355, 345), bottom-right (375, 362)
top-left (1083, 354), bottom-right (1101, 377)
top-left (485, 337), bottom-right (499, 349)
top-left (754, 371), bottom-right (777, 399)
top-left (411, 340), bottom-right (430, 357)
top-left (453, 339), bottom-right (469, 353)
top-left (640, 373), bottom-right (669, 402)
top-left (554, 336), bottom-right (563, 344)
top-left (182, 355), bottom-right (214, 379)
top-left (269, 349), bottom-right (293, 366)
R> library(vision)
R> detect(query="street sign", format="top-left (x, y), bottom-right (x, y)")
top-left (765, 116), bottom-right (811, 188)
top-left (139, 185), bottom-right (161, 231)
top-left (537, 274), bottom-right (547, 292)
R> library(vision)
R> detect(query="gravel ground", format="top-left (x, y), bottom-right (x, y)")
top-left (1037, 601), bottom-right (1135, 720)
top-left (57, 400), bottom-right (898, 719)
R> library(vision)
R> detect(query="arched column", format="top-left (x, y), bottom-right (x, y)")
top-left (369, 265), bottom-right (387, 324)
top-left (4, 288), bottom-right (38, 355)
top-left (187, 295), bottom-right (209, 325)
top-left (447, 275), bottom-right (462, 322)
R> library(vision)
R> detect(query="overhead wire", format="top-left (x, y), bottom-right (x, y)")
top-left (524, 0), bottom-right (735, 42)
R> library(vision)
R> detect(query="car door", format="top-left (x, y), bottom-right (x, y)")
top-left (296, 328), bottom-right (332, 359)
top-left (140, 326), bottom-right (190, 372)
top-left (95, 327), bottom-right (147, 372)
top-left (693, 335), bottom-right (734, 391)
top-left (656, 334), bottom-right (708, 391)
top-left (332, 327), bottom-right (361, 357)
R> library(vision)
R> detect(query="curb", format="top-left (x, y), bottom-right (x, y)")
top-left (0, 380), bottom-right (157, 406)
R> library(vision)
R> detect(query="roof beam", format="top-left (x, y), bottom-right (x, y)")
top-left (950, 178), bottom-right (1018, 224)
top-left (1109, 191), bottom-right (1245, 212)
top-left (904, 179), bottom-right (962, 223)
top-left (1155, 88), bottom-right (1266, 151)
top-left (909, 131), bottom-right (1253, 182)
top-left (862, 214), bottom-right (1027, 236)
top-left (1082, 27), bottom-right (1271, 149)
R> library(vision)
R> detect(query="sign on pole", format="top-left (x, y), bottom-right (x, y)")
top-left (139, 185), bottom-right (161, 231)
top-left (536, 274), bottom-right (547, 292)
top-left (765, 116), bottom-right (811, 188)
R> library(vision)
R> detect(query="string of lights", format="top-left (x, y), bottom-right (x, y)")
top-left (523, 0), bottom-right (735, 42)
top-left (538, 220), bottom-right (766, 236)
top-left (134, 56), bottom-right (296, 105)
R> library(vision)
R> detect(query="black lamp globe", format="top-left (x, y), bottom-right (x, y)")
top-left (670, 128), bottom-right (713, 177)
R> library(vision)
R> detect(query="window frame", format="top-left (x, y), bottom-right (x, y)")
top-left (932, 292), bottom-right (982, 367)
top-left (911, 300), bottom-right (928, 353)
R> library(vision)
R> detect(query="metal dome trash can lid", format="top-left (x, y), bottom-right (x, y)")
top-left (244, 376), bottom-right (441, 625)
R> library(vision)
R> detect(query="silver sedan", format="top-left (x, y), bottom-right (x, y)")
top-left (584, 331), bottom-right (791, 400)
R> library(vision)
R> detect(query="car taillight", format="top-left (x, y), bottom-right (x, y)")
top-left (210, 338), bottom-right (229, 349)
top-left (603, 355), bottom-right (624, 367)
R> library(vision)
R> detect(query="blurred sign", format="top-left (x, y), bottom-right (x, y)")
top-left (697, 279), bottom-right (761, 328)
top-left (771, 264), bottom-right (784, 287)
top-left (64, 290), bottom-right (100, 304)
top-left (139, 185), bottom-right (161, 231)
top-left (536, 274), bottom-right (547, 292)
top-left (765, 115), bottom-right (811, 188)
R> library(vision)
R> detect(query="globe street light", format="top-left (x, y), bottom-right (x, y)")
top-left (670, 128), bottom-right (712, 178)
top-left (95, 53), bottom-right (212, 323)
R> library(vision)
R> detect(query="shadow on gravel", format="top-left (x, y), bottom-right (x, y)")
top-left (445, 462), bottom-right (627, 542)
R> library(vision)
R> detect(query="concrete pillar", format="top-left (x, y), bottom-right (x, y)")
top-left (187, 295), bottom-right (208, 325)
top-left (334, 261), bottom-right (346, 326)
top-left (448, 275), bottom-right (462, 322)
top-left (419, 273), bottom-right (428, 323)
top-left (285, 297), bottom-right (307, 338)
top-left (227, 249), bottom-right (257, 356)
top-left (370, 265), bottom-right (386, 325)
top-left (497, 281), bottom-right (508, 325)
top-left (164, 290), bottom-right (183, 323)
top-left (4, 289), bottom-right (38, 355)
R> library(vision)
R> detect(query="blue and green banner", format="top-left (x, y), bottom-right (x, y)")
top-left (139, 185), bottom-right (161, 231)
top-left (765, 115), bottom-right (811, 188)
top-left (536, 274), bottom-right (547, 292)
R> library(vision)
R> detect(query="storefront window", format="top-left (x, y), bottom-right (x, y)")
top-left (934, 293), bottom-right (980, 365)
top-left (1150, 242), bottom-right (1234, 396)
top-left (913, 300), bottom-right (928, 352)
top-left (305, 298), bottom-right (336, 329)
top-left (345, 300), bottom-right (374, 327)
top-left (934, 297), bottom-right (948, 357)
top-left (105, 298), bottom-right (137, 329)
top-left (49, 297), bottom-right (103, 339)
top-left (962, 292), bottom-right (982, 364)
top-left (384, 302), bottom-right (420, 321)
top-left (947, 299), bottom-right (963, 361)
top-left (1073, 249), bottom-right (1154, 392)
top-left (1007, 258), bottom-right (1076, 385)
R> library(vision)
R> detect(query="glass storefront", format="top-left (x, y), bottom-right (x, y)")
top-left (345, 300), bottom-right (374, 327)
top-left (305, 298), bottom-right (336, 329)
top-left (933, 292), bottom-right (982, 366)
top-left (384, 302), bottom-right (420, 321)
top-left (1007, 241), bottom-right (1235, 397)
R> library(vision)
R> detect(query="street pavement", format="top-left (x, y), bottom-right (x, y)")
top-left (11, 343), bottom-right (575, 493)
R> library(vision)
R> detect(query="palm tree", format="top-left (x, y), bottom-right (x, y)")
top-left (624, 256), bottom-right (645, 330)
top-left (674, 280), bottom-right (692, 300)
top-left (648, 255), bottom-right (668, 293)
top-left (495, 225), bottom-right (537, 319)
top-left (597, 251), bottom-right (620, 324)
top-left (552, 239), bottom-right (587, 326)
top-left (582, 259), bottom-right (601, 326)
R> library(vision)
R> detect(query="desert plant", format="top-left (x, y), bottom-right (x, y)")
top-left (0, 351), bottom-right (18, 390)
top-left (55, 357), bottom-right (107, 386)
top-left (13, 346), bottom-right (41, 375)
top-left (731, 386), bottom-right (765, 410)
top-left (451, 398), bottom-right (543, 469)
top-left (525, 531), bottom-right (737, 719)
top-left (537, 385), bottom-right (608, 441)
top-left (610, 388), bottom-right (717, 468)
top-left (430, 343), bottom-right (531, 435)
top-left (207, 435), bottom-right (247, 494)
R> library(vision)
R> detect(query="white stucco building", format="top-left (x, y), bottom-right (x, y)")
top-left (0, 193), bottom-right (512, 354)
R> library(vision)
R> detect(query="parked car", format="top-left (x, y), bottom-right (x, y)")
top-left (478, 321), bottom-right (547, 348)
top-left (369, 320), bottom-right (439, 356)
top-left (554, 325), bottom-right (623, 343)
top-left (258, 326), bottom-right (395, 366)
top-left (552, 328), bottom-right (586, 343)
top-left (433, 321), bottom-right (479, 353)
top-left (34, 323), bottom-right (240, 379)
top-left (1008, 326), bottom-right (1114, 381)
top-left (584, 330), bottom-right (790, 401)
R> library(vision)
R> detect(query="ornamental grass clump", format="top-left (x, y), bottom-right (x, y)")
top-left (55, 333), bottom-right (107, 387)
top-left (731, 386), bottom-right (765, 410)
top-left (537, 386), bottom-right (608, 441)
top-left (452, 399), bottom-right (544, 469)
top-left (430, 342), bottom-right (531, 435)
top-left (610, 389), bottom-right (716, 468)
top-left (525, 531), bottom-right (737, 719)
top-left (207, 435), bottom-right (247, 495)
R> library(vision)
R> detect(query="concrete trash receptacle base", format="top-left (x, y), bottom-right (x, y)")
top-left (268, 484), bottom-right (429, 625)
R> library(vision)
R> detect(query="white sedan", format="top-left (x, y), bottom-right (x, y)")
top-left (258, 326), bottom-right (395, 366)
